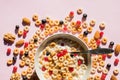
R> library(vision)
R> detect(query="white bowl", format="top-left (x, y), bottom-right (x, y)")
top-left (35, 33), bottom-right (91, 80)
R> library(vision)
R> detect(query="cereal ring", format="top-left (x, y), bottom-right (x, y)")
top-left (87, 76), bottom-right (94, 80)
top-left (28, 53), bottom-right (34, 59)
top-left (28, 44), bottom-right (34, 50)
top-left (54, 20), bottom-right (59, 26)
top-left (92, 57), bottom-right (97, 62)
top-left (91, 43), bottom-right (97, 49)
top-left (110, 75), bottom-right (117, 80)
top-left (99, 60), bottom-right (105, 67)
top-left (94, 75), bottom-right (100, 80)
top-left (65, 16), bottom-right (71, 21)
top-left (90, 38), bottom-right (96, 44)
top-left (22, 17), bottom-right (31, 26)
top-left (18, 29), bottom-right (23, 36)
top-left (82, 22), bottom-right (88, 28)
top-left (7, 59), bottom-right (13, 65)
top-left (90, 20), bottom-right (96, 27)
top-left (101, 37), bottom-right (107, 45)
top-left (29, 63), bottom-right (34, 69)
top-left (90, 68), bottom-right (96, 74)
top-left (87, 26), bottom-right (93, 33)
top-left (49, 20), bottom-right (54, 26)
top-left (35, 29), bottom-right (41, 36)
top-left (26, 74), bottom-right (32, 79)
top-left (35, 20), bottom-right (41, 26)
top-left (49, 28), bottom-right (54, 34)
top-left (77, 26), bottom-right (83, 33)
top-left (21, 70), bottom-right (27, 76)
top-left (13, 48), bottom-right (19, 55)
top-left (49, 42), bottom-right (56, 48)
top-left (103, 68), bottom-right (108, 74)
top-left (27, 68), bottom-right (33, 74)
top-left (59, 57), bottom-right (64, 62)
top-left (19, 61), bottom-right (25, 67)
top-left (46, 17), bottom-right (50, 22)
top-left (70, 21), bottom-right (76, 27)
top-left (113, 69), bottom-right (119, 75)
top-left (24, 26), bottom-right (29, 32)
top-left (98, 55), bottom-right (102, 62)
top-left (29, 38), bottom-right (34, 44)
top-left (64, 20), bottom-right (68, 26)
top-left (78, 34), bottom-right (83, 39)
top-left (54, 26), bottom-right (59, 32)
top-left (71, 28), bottom-right (77, 34)
top-left (44, 30), bottom-right (49, 36)
top-left (92, 62), bottom-right (98, 68)
top-left (77, 8), bottom-right (83, 14)
top-left (32, 14), bottom-right (38, 21)
top-left (25, 59), bottom-right (30, 66)
top-left (53, 56), bottom-right (58, 61)
top-left (99, 22), bottom-right (105, 30)
top-left (45, 24), bottom-right (51, 30)
top-left (97, 66), bottom-right (103, 72)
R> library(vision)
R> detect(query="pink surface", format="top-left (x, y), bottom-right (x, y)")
top-left (0, 0), bottom-right (120, 80)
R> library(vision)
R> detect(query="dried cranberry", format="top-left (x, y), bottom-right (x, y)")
top-left (12, 66), bottom-right (17, 73)
top-left (44, 57), bottom-right (49, 61)
top-left (69, 67), bottom-right (74, 72)
top-left (41, 66), bottom-right (46, 71)
top-left (7, 48), bottom-right (11, 55)
top-left (78, 59), bottom-right (82, 66)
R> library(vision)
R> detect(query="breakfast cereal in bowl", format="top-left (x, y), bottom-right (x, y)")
top-left (35, 33), bottom-right (91, 80)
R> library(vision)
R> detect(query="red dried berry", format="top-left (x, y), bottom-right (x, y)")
top-left (76, 20), bottom-right (81, 26)
top-left (73, 53), bottom-right (78, 57)
top-left (40, 24), bottom-right (45, 30)
top-left (63, 26), bottom-right (67, 32)
top-left (78, 59), bottom-right (82, 66)
top-left (24, 42), bottom-right (29, 48)
top-left (23, 31), bottom-right (27, 38)
top-left (69, 11), bottom-right (74, 18)
top-left (44, 57), bottom-right (49, 61)
top-left (69, 67), bottom-right (74, 72)
top-left (41, 66), bottom-right (46, 71)
top-left (101, 73), bottom-right (106, 80)
top-left (114, 58), bottom-right (119, 66)
top-left (57, 52), bottom-right (62, 58)
top-left (102, 54), bottom-right (107, 60)
top-left (13, 66), bottom-right (17, 73)
top-left (96, 39), bottom-right (101, 46)
top-left (62, 49), bottom-right (68, 55)
top-left (20, 50), bottom-right (24, 56)
top-left (100, 31), bottom-right (104, 38)
top-left (49, 70), bottom-right (53, 75)
top-left (7, 48), bottom-right (11, 55)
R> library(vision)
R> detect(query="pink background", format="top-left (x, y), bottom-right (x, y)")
top-left (0, 0), bottom-right (120, 80)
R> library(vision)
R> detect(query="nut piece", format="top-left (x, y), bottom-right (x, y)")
top-left (15, 39), bottom-right (24, 47)
top-left (3, 33), bottom-right (16, 44)
top-left (115, 44), bottom-right (120, 54)
top-left (94, 31), bottom-right (100, 40)
top-left (22, 17), bottom-right (31, 26)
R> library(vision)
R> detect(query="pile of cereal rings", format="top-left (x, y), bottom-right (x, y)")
top-left (3, 8), bottom-right (120, 80)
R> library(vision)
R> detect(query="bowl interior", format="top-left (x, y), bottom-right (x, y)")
top-left (35, 33), bottom-right (91, 80)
